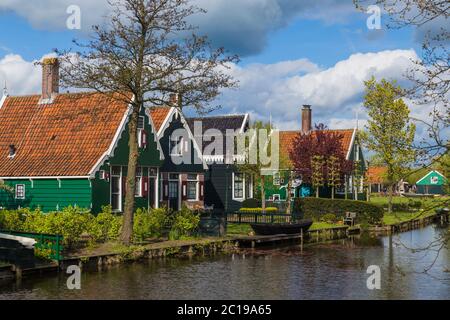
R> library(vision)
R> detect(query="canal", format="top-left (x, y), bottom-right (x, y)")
top-left (0, 225), bottom-right (449, 299)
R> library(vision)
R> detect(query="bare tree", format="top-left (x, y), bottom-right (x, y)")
top-left (57, 0), bottom-right (238, 244)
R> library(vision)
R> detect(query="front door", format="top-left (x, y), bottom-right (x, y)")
top-left (168, 181), bottom-right (179, 211)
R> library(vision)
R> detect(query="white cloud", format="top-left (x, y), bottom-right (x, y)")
top-left (0, 54), bottom-right (41, 95)
top-left (213, 49), bottom-right (421, 132)
top-left (0, 0), bottom-right (357, 56)
top-left (1, 49), bottom-right (438, 146)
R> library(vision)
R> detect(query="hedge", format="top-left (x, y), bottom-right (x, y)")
top-left (239, 207), bottom-right (278, 213)
top-left (293, 198), bottom-right (383, 225)
top-left (242, 198), bottom-right (262, 208)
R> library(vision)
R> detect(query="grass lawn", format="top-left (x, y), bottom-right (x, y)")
top-left (382, 210), bottom-right (438, 225)
top-left (371, 195), bottom-right (449, 225)
top-left (227, 222), bottom-right (341, 236)
top-left (370, 194), bottom-right (448, 208)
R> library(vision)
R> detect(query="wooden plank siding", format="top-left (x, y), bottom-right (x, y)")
top-left (0, 178), bottom-right (92, 212)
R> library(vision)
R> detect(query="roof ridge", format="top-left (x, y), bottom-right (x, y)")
top-left (187, 114), bottom-right (246, 119)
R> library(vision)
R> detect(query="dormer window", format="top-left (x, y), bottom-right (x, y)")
top-left (8, 145), bottom-right (16, 158)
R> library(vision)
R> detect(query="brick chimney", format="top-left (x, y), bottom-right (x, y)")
top-left (40, 57), bottom-right (59, 104)
top-left (301, 105), bottom-right (312, 134)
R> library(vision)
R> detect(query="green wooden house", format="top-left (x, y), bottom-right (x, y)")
top-left (0, 58), bottom-right (164, 213)
top-left (149, 105), bottom-right (207, 211)
top-left (264, 106), bottom-right (365, 201)
top-left (416, 170), bottom-right (448, 195)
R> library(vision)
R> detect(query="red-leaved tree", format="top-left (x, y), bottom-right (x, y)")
top-left (289, 124), bottom-right (353, 194)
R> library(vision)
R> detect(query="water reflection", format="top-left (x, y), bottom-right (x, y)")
top-left (0, 225), bottom-right (448, 300)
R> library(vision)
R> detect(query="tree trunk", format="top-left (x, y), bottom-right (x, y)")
top-left (331, 186), bottom-right (335, 200)
top-left (120, 105), bottom-right (140, 245)
top-left (261, 175), bottom-right (266, 212)
top-left (316, 187), bottom-right (319, 198)
top-left (286, 177), bottom-right (292, 215)
top-left (388, 183), bottom-right (393, 214)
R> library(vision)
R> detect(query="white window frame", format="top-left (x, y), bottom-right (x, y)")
top-left (246, 174), bottom-right (253, 199)
top-left (232, 172), bottom-right (245, 201)
top-left (273, 172), bottom-right (281, 186)
top-left (135, 167), bottom-right (143, 198)
top-left (273, 194), bottom-right (281, 202)
top-left (111, 166), bottom-right (122, 212)
top-left (186, 173), bottom-right (199, 201)
top-left (137, 116), bottom-right (145, 148)
top-left (15, 184), bottom-right (25, 200)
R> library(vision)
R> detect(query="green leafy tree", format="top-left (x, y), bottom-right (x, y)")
top-left (311, 155), bottom-right (325, 198)
top-left (361, 77), bottom-right (416, 213)
top-left (237, 121), bottom-right (274, 212)
top-left (0, 179), bottom-right (13, 193)
top-left (327, 156), bottom-right (340, 200)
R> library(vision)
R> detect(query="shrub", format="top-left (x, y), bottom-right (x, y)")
top-left (320, 213), bottom-right (337, 223)
top-left (169, 205), bottom-right (200, 240)
top-left (0, 209), bottom-right (27, 230)
top-left (133, 207), bottom-right (169, 242)
top-left (88, 206), bottom-right (122, 242)
top-left (294, 198), bottom-right (383, 225)
top-left (242, 198), bottom-right (261, 208)
top-left (239, 207), bottom-right (278, 213)
top-left (42, 206), bottom-right (93, 247)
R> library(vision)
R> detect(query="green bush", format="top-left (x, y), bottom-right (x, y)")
top-left (0, 209), bottom-right (25, 230)
top-left (133, 207), bottom-right (169, 242)
top-left (320, 213), bottom-right (337, 223)
top-left (169, 205), bottom-right (200, 240)
top-left (294, 198), bottom-right (383, 225)
top-left (242, 198), bottom-right (261, 208)
top-left (239, 207), bottom-right (278, 213)
top-left (88, 206), bottom-right (122, 242)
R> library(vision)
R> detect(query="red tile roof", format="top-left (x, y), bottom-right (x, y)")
top-left (279, 129), bottom-right (355, 160)
top-left (0, 92), bottom-right (130, 177)
top-left (149, 107), bottom-right (172, 133)
top-left (366, 166), bottom-right (387, 184)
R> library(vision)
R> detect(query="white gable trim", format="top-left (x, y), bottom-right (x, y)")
top-left (240, 113), bottom-right (250, 134)
top-left (416, 170), bottom-right (446, 185)
top-left (0, 93), bottom-right (7, 110)
top-left (346, 128), bottom-right (357, 160)
top-left (88, 104), bottom-right (132, 177)
top-left (145, 107), bottom-right (165, 161)
top-left (157, 107), bottom-right (208, 170)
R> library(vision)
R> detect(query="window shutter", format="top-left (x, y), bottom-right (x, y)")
top-left (199, 181), bottom-right (204, 201)
top-left (162, 180), bottom-right (169, 200)
top-left (181, 181), bottom-right (187, 201)
top-left (142, 176), bottom-right (149, 198)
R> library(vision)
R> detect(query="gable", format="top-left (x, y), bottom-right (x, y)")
top-left (416, 170), bottom-right (447, 185)
top-left (0, 92), bottom-right (131, 177)
top-left (279, 129), bottom-right (356, 163)
top-left (149, 107), bottom-right (206, 169)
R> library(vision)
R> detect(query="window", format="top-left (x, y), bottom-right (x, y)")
top-left (187, 174), bottom-right (198, 201)
top-left (431, 176), bottom-right (439, 184)
top-left (233, 173), bottom-right (244, 200)
top-left (137, 116), bottom-right (146, 148)
top-left (170, 135), bottom-right (183, 156)
top-left (169, 173), bottom-right (179, 180)
top-left (245, 174), bottom-right (253, 199)
top-left (273, 172), bottom-right (280, 186)
top-left (273, 194), bottom-right (281, 202)
top-left (111, 166), bottom-right (122, 212)
top-left (15, 184), bottom-right (25, 200)
top-left (135, 167), bottom-right (143, 197)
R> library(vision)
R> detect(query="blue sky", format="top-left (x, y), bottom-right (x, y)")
top-left (0, 0), bottom-right (432, 136)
